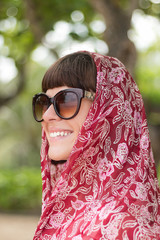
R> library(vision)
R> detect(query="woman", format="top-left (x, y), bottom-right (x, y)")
top-left (33, 51), bottom-right (160, 239)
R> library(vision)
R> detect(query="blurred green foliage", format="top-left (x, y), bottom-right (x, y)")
top-left (136, 42), bottom-right (160, 105)
top-left (0, 168), bottom-right (41, 213)
top-left (0, 0), bottom-right (160, 213)
top-left (0, 61), bottom-right (44, 168)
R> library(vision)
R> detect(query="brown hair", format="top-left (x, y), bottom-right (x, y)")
top-left (42, 52), bottom-right (97, 93)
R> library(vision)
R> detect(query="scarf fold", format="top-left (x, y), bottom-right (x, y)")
top-left (33, 52), bottom-right (160, 240)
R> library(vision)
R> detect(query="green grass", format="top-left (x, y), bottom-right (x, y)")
top-left (0, 168), bottom-right (42, 214)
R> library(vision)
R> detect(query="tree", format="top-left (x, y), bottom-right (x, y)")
top-left (1, 0), bottom-right (160, 107)
top-left (0, 0), bottom-right (160, 168)
top-left (90, 0), bottom-right (139, 74)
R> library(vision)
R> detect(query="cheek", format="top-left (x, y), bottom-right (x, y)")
top-left (70, 119), bottom-right (82, 137)
top-left (71, 105), bottom-right (92, 135)
top-left (77, 100), bottom-right (92, 124)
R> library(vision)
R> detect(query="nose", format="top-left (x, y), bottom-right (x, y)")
top-left (42, 104), bottom-right (61, 122)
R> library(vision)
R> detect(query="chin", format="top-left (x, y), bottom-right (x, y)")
top-left (49, 154), bottom-right (64, 162)
top-left (48, 150), bottom-right (68, 162)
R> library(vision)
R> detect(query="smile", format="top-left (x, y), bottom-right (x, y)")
top-left (49, 131), bottom-right (72, 138)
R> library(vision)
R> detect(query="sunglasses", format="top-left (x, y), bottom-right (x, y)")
top-left (32, 88), bottom-right (95, 122)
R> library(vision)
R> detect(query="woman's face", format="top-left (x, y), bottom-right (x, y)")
top-left (42, 86), bottom-right (93, 161)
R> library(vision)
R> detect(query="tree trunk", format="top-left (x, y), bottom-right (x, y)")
top-left (90, 0), bottom-right (139, 76)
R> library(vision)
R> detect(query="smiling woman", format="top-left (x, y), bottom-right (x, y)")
top-left (32, 51), bottom-right (160, 239)
top-left (32, 52), bottom-right (96, 162)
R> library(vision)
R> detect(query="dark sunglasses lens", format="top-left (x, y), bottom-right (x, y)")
top-left (34, 95), bottom-right (49, 121)
top-left (56, 92), bottom-right (78, 119)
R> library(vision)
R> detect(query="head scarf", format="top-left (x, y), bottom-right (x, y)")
top-left (33, 52), bottom-right (160, 240)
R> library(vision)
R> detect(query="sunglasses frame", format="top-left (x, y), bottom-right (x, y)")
top-left (32, 88), bottom-right (95, 122)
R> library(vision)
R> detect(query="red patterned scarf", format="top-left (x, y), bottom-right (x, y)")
top-left (33, 52), bottom-right (160, 239)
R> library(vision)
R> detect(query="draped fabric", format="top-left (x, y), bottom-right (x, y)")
top-left (33, 52), bottom-right (160, 240)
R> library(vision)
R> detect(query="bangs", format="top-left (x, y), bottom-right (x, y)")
top-left (42, 52), bottom-right (97, 93)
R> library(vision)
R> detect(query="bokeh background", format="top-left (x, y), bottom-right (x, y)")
top-left (0, 0), bottom-right (160, 231)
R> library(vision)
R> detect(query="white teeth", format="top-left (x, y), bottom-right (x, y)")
top-left (50, 131), bottom-right (71, 138)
